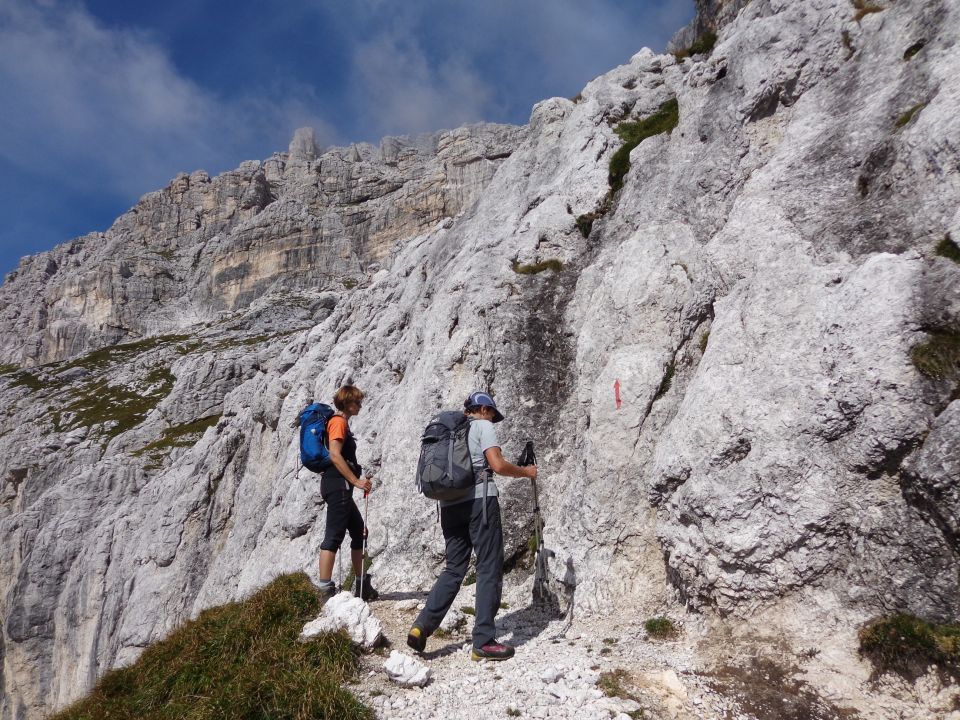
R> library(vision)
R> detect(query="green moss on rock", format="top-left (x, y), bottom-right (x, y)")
top-left (609, 98), bottom-right (679, 193)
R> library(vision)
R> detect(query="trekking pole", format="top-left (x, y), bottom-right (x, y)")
top-left (359, 471), bottom-right (373, 599)
top-left (518, 442), bottom-right (547, 599)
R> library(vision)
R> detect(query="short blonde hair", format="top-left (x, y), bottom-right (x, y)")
top-left (333, 385), bottom-right (364, 411)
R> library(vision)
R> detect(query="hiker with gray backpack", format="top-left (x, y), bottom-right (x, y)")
top-left (300, 384), bottom-right (379, 600)
top-left (407, 391), bottom-right (537, 661)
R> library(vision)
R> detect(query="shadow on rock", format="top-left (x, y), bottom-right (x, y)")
top-left (377, 591), bottom-right (429, 601)
top-left (423, 641), bottom-right (466, 660)
top-left (500, 557), bottom-right (575, 647)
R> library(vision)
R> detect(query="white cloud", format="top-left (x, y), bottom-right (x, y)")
top-left (0, 0), bottom-right (334, 197)
top-left (350, 30), bottom-right (497, 137)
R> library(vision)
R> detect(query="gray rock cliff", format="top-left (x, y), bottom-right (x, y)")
top-left (2, 0), bottom-right (959, 717)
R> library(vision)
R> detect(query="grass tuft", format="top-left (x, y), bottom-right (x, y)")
top-left (903, 40), bottom-right (926, 61)
top-left (911, 331), bottom-right (960, 381)
top-left (841, 30), bottom-right (855, 60)
top-left (461, 606), bottom-right (476, 616)
top-left (644, 617), bottom-right (678, 639)
top-left (935, 234), bottom-right (960, 263)
top-left (895, 102), bottom-right (926, 129)
top-left (598, 669), bottom-right (645, 716)
top-left (852, 0), bottom-right (885, 22)
top-left (512, 259), bottom-right (564, 275)
top-left (51, 572), bottom-right (373, 720)
top-left (653, 362), bottom-right (675, 401)
top-left (609, 98), bottom-right (679, 193)
top-left (673, 31), bottom-right (717, 60)
top-left (859, 614), bottom-right (960, 682)
top-left (575, 194), bottom-right (613, 238)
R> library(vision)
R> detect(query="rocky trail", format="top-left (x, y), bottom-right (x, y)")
top-left (325, 576), bottom-right (960, 720)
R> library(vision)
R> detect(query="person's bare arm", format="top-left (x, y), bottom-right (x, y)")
top-left (484, 446), bottom-right (537, 479)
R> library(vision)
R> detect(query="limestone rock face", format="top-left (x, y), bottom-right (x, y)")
top-left (0, 123), bottom-right (523, 367)
top-left (2, 0), bottom-right (960, 718)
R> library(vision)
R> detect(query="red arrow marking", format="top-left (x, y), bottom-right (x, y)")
top-left (614, 378), bottom-right (622, 409)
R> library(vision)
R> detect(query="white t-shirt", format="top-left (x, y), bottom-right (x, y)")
top-left (440, 418), bottom-right (499, 506)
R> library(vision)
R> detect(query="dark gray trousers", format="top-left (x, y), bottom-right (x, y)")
top-left (415, 496), bottom-right (504, 649)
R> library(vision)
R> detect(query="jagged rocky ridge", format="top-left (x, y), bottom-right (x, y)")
top-left (2, 0), bottom-right (960, 717)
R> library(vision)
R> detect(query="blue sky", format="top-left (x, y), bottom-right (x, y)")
top-left (0, 0), bottom-right (693, 278)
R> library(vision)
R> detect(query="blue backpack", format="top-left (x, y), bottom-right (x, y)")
top-left (298, 403), bottom-right (336, 472)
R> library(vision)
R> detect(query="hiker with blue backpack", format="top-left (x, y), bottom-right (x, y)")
top-left (302, 384), bottom-right (379, 600)
top-left (407, 391), bottom-right (537, 661)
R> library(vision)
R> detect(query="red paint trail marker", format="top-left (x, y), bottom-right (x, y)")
top-left (614, 378), bottom-right (622, 409)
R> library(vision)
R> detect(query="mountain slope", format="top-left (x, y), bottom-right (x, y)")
top-left (2, 0), bottom-right (959, 717)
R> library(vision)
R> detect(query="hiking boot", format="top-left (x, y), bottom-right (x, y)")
top-left (407, 625), bottom-right (427, 653)
top-left (354, 574), bottom-right (379, 601)
top-left (316, 579), bottom-right (337, 599)
top-left (471, 641), bottom-right (515, 661)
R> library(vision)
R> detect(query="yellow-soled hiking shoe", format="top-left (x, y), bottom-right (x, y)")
top-left (407, 626), bottom-right (427, 653)
top-left (471, 641), bottom-right (515, 661)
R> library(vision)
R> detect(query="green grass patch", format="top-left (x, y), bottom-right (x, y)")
top-left (911, 331), bottom-right (960, 380)
top-left (903, 40), bottom-right (925, 61)
top-left (51, 572), bottom-right (372, 720)
top-left (134, 415), bottom-right (221, 467)
top-left (575, 195), bottom-right (613, 238)
top-left (673, 31), bottom-right (717, 59)
top-left (342, 278), bottom-right (358, 290)
top-left (6, 370), bottom-right (46, 392)
top-left (511, 259), bottom-right (564, 275)
top-left (936, 234), bottom-right (960, 263)
top-left (464, 572), bottom-right (477, 586)
top-left (506, 708), bottom-right (521, 717)
top-left (0, 363), bottom-right (18, 375)
top-left (461, 606), bottom-right (476, 616)
top-left (598, 669), bottom-right (644, 716)
top-left (852, 0), bottom-right (884, 22)
top-left (895, 102), bottom-right (926, 129)
top-left (342, 553), bottom-right (373, 596)
top-left (58, 367), bottom-right (175, 441)
top-left (174, 339), bottom-right (206, 355)
top-left (653, 362), bottom-right (675, 401)
top-left (609, 98), bottom-right (679, 193)
top-left (211, 328), bottom-right (310, 352)
top-left (841, 30), bottom-right (855, 59)
top-left (859, 614), bottom-right (960, 682)
top-left (644, 617), bottom-right (678, 639)
top-left (699, 331), bottom-right (710, 354)
top-left (60, 334), bottom-right (191, 373)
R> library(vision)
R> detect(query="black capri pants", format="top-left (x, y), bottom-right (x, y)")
top-left (320, 489), bottom-right (364, 552)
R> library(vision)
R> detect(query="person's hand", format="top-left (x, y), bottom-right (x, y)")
top-left (526, 465), bottom-right (538, 480)
top-left (357, 476), bottom-right (373, 493)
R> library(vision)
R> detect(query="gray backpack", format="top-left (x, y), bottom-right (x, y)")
top-left (416, 411), bottom-right (475, 500)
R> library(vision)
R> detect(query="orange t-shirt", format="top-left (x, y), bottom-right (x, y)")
top-left (326, 415), bottom-right (348, 444)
